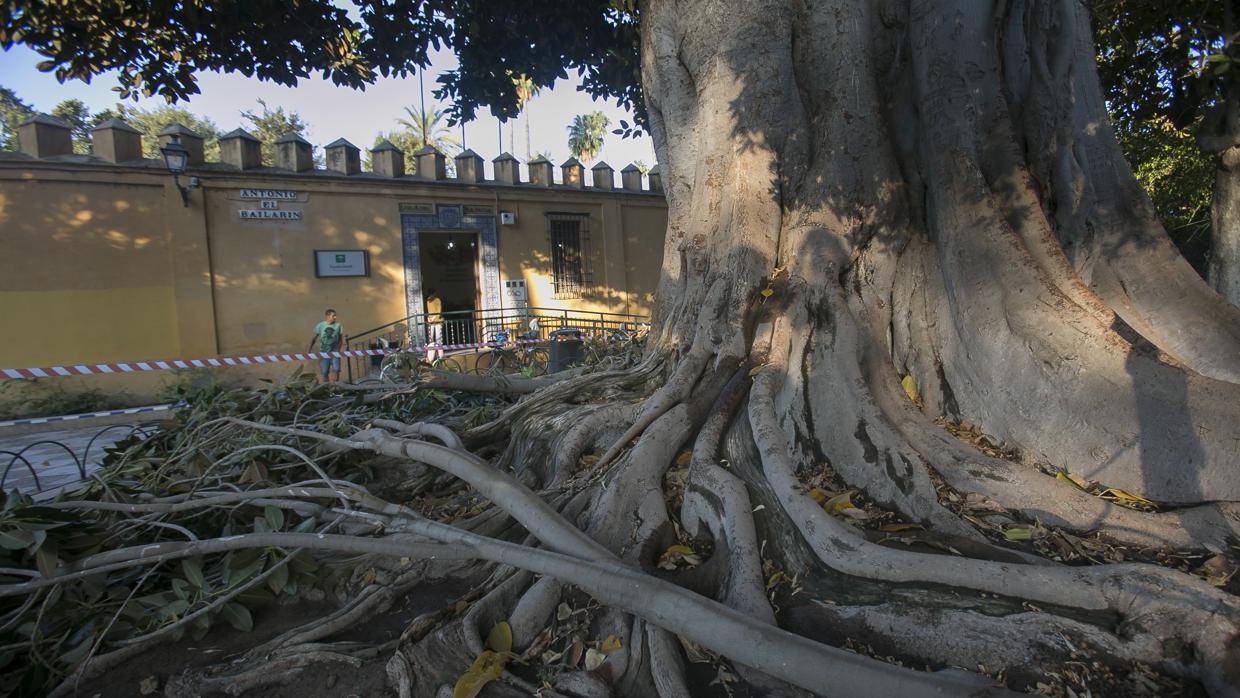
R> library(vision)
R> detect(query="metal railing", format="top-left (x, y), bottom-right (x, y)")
top-left (343, 306), bottom-right (649, 381)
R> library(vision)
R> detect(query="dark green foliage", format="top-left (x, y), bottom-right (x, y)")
top-left (50, 98), bottom-right (92, 154)
top-left (1090, 1), bottom-right (1225, 129)
top-left (1090, 1), bottom-right (1225, 270)
top-left (114, 103), bottom-right (221, 160)
top-left (0, 85), bottom-right (34, 151)
top-left (240, 99), bottom-right (315, 166)
top-left (0, 380), bottom-right (133, 421)
top-left (1, 1), bottom-right (644, 128)
top-left (1114, 117), bottom-right (1214, 273)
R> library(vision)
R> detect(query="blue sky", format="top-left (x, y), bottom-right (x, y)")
top-left (0, 44), bottom-right (657, 170)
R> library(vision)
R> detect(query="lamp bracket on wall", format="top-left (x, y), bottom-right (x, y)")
top-left (159, 135), bottom-right (202, 208)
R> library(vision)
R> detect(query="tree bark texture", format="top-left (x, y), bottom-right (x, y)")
top-left (1211, 145), bottom-right (1240, 306)
top-left (642, 0), bottom-right (1240, 506)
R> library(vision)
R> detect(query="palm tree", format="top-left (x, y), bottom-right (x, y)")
top-left (397, 106), bottom-right (461, 155)
top-left (566, 112), bottom-right (610, 162)
top-left (512, 74), bottom-right (541, 160)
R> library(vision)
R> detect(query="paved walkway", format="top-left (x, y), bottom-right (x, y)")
top-left (0, 413), bottom-right (162, 500)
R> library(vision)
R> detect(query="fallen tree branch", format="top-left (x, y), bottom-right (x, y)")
top-left (229, 418), bottom-right (616, 562)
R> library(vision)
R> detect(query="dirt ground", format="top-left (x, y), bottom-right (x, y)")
top-left (85, 581), bottom-right (461, 698)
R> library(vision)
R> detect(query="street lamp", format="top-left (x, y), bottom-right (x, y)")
top-left (159, 135), bottom-right (197, 207)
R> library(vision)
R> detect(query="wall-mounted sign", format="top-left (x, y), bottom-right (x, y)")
top-left (240, 189), bottom-right (299, 200)
top-left (240, 209), bottom-right (303, 220)
top-left (237, 190), bottom-right (305, 221)
top-left (464, 205), bottom-right (496, 216)
top-left (314, 250), bottom-right (369, 277)
top-left (399, 203), bottom-right (434, 214)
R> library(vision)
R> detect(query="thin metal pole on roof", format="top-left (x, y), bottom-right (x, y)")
top-left (418, 66), bottom-right (428, 147)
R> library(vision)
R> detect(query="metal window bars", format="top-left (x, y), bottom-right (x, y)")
top-left (547, 213), bottom-right (591, 299)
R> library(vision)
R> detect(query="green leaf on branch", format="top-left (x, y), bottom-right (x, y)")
top-left (263, 506), bottom-right (284, 531)
top-left (35, 545), bottom-right (58, 578)
top-left (0, 528), bottom-right (34, 550)
top-left (182, 558), bottom-right (206, 590)
top-left (267, 562), bottom-right (289, 595)
top-left (220, 603), bottom-right (253, 632)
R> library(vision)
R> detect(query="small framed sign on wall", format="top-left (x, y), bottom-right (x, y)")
top-left (314, 250), bottom-right (370, 277)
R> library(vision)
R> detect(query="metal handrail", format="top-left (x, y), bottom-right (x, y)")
top-left (346, 306), bottom-right (648, 344)
top-left (343, 306), bottom-right (649, 381)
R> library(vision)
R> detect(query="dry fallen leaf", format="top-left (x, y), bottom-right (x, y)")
top-left (1055, 470), bottom-right (1089, 491)
top-left (658, 544), bottom-right (702, 570)
top-left (1100, 487), bottom-right (1155, 507)
top-left (878, 523), bottom-right (924, 532)
top-left (1004, 527), bottom-right (1033, 541)
top-left (823, 491), bottom-right (854, 514)
top-left (901, 375), bottom-right (919, 403)
top-left (584, 648), bottom-right (607, 671)
top-left (452, 650), bottom-right (506, 698)
top-left (569, 636), bottom-right (585, 667)
top-left (486, 621), bottom-right (513, 653)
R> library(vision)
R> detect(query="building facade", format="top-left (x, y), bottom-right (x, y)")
top-left (0, 116), bottom-right (667, 400)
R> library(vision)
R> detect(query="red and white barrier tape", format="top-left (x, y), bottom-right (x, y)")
top-left (0, 337), bottom-right (550, 381)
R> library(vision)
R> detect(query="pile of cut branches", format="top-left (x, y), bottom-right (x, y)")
top-left (0, 369), bottom-right (513, 697)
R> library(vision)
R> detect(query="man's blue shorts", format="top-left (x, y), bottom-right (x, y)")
top-left (318, 356), bottom-right (341, 374)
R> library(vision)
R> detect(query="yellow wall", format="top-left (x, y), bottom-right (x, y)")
top-left (0, 157), bottom-right (666, 404)
top-left (0, 172), bottom-right (181, 365)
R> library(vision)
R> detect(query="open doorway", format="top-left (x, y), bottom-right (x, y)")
top-left (418, 230), bottom-right (480, 345)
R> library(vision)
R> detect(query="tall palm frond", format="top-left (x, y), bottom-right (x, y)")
top-left (566, 112), bottom-right (611, 162)
top-left (397, 106), bottom-right (461, 154)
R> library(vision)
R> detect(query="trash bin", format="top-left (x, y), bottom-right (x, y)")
top-left (547, 328), bottom-right (584, 373)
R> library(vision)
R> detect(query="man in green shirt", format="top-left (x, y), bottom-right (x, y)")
top-left (309, 308), bottom-right (343, 383)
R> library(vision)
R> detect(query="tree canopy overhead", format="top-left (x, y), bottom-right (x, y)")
top-left (1089, 0), bottom-right (1240, 301)
top-left (0, 1), bottom-right (643, 125)
top-left (1090, 0), bottom-right (1225, 130)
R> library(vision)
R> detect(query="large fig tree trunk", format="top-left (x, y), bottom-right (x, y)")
top-left (1203, 88), bottom-right (1240, 307)
top-left (643, 0), bottom-right (1240, 504)
top-left (626, 0), bottom-right (1240, 691)
top-left (387, 1), bottom-right (1240, 695)
top-left (1211, 145), bottom-right (1240, 305)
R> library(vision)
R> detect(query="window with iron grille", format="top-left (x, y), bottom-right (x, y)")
top-left (547, 213), bottom-right (592, 298)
